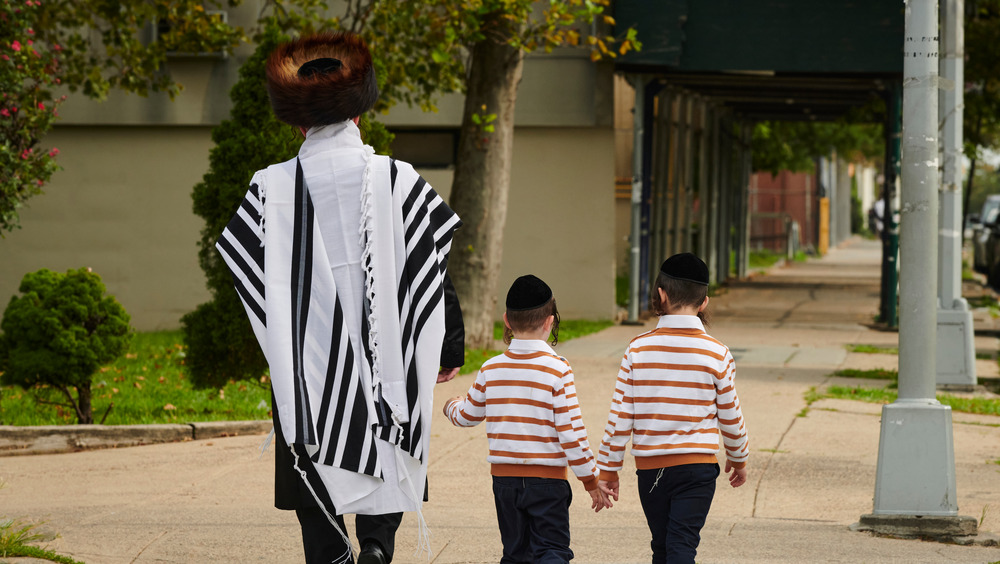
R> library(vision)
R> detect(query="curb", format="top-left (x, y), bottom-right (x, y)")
top-left (0, 420), bottom-right (271, 457)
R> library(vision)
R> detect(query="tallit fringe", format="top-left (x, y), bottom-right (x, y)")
top-left (257, 172), bottom-right (267, 244)
top-left (394, 447), bottom-right (432, 560)
top-left (358, 144), bottom-right (383, 393)
top-left (258, 426), bottom-right (275, 459)
top-left (291, 445), bottom-right (356, 562)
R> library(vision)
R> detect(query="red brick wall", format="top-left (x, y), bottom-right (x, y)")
top-left (749, 167), bottom-right (818, 252)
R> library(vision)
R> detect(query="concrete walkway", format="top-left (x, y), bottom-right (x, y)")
top-left (2, 237), bottom-right (1000, 563)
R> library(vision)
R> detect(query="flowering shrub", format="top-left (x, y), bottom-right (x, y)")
top-left (0, 0), bottom-right (63, 233)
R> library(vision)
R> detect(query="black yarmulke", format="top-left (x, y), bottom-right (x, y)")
top-left (298, 57), bottom-right (343, 78)
top-left (660, 253), bottom-right (709, 285)
top-left (506, 275), bottom-right (553, 311)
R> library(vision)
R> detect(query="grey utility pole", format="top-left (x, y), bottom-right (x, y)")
top-left (937, 0), bottom-right (977, 388)
top-left (860, 0), bottom-right (977, 537)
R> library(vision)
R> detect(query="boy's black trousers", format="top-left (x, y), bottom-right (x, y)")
top-left (636, 463), bottom-right (720, 564)
top-left (492, 476), bottom-right (574, 564)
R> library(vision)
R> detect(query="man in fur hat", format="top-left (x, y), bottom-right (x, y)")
top-left (217, 31), bottom-right (465, 564)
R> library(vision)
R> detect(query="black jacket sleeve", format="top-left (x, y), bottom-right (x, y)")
top-left (440, 272), bottom-right (465, 368)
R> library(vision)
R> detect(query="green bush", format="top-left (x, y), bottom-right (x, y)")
top-left (0, 268), bottom-right (131, 424)
top-left (183, 26), bottom-right (394, 389)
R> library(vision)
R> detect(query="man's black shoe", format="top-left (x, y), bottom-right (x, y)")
top-left (357, 543), bottom-right (388, 564)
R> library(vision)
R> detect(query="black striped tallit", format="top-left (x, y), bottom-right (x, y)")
top-left (217, 154), bottom-right (459, 486)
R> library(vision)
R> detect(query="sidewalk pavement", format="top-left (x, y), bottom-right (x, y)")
top-left (2, 237), bottom-right (999, 564)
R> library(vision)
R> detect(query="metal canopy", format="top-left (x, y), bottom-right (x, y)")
top-left (613, 0), bottom-right (904, 121)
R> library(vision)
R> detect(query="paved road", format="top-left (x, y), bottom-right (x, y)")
top-left (2, 237), bottom-right (999, 563)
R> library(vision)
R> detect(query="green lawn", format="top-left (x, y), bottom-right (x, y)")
top-left (0, 514), bottom-right (84, 564)
top-left (1, 319), bottom-right (614, 427)
top-left (816, 385), bottom-right (1000, 416)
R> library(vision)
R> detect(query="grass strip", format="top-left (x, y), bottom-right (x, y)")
top-left (0, 518), bottom-right (84, 564)
top-left (2, 319), bottom-right (615, 426)
top-left (846, 344), bottom-right (899, 355)
top-left (831, 368), bottom-right (899, 380)
top-left (819, 385), bottom-right (1000, 416)
top-left (492, 319), bottom-right (614, 342)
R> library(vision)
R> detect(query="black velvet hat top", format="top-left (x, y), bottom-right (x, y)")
top-left (506, 275), bottom-right (553, 311)
top-left (660, 253), bottom-right (710, 286)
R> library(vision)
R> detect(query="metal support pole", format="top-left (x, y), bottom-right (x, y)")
top-left (739, 124), bottom-right (752, 278)
top-left (862, 0), bottom-right (976, 535)
top-left (898, 0), bottom-right (940, 403)
top-left (670, 95), bottom-right (685, 255)
top-left (937, 0), bottom-right (976, 388)
top-left (698, 100), bottom-right (711, 261)
top-left (881, 85), bottom-right (901, 329)
top-left (626, 76), bottom-right (647, 324)
top-left (708, 108), bottom-right (721, 283)
top-left (682, 96), bottom-right (695, 252)
top-left (717, 118), bottom-right (731, 281)
top-left (651, 90), bottom-right (671, 274)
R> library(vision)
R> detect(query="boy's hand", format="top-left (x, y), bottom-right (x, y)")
top-left (598, 479), bottom-right (619, 502)
top-left (442, 395), bottom-right (463, 416)
top-left (588, 487), bottom-right (610, 512)
top-left (725, 460), bottom-right (747, 488)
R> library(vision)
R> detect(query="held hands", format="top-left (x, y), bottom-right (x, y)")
top-left (598, 480), bottom-right (619, 504)
top-left (588, 487), bottom-right (612, 513)
top-left (437, 366), bottom-right (460, 383)
top-left (725, 460), bottom-right (747, 488)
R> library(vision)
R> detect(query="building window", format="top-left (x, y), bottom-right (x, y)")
top-left (389, 129), bottom-right (459, 169)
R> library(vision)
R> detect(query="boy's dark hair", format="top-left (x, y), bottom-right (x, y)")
top-left (504, 298), bottom-right (560, 345)
top-left (649, 272), bottom-right (710, 326)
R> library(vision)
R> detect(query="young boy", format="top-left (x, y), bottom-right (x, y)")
top-left (597, 253), bottom-right (749, 564)
top-left (444, 274), bottom-right (608, 564)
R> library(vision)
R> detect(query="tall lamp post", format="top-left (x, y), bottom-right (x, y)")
top-left (859, 0), bottom-right (977, 538)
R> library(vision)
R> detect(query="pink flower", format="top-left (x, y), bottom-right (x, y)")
top-left (53, 44), bottom-right (61, 51)
top-left (27, 40), bottom-right (33, 46)
top-left (21, 149), bottom-right (32, 160)
top-left (11, 40), bottom-right (21, 52)
top-left (37, 180), bottom-right (43, 186)
top-left (37, 102), bottom-right (44, 110)
top-left (49, 148), bottom-right (58, 157)
top-left (27, 28), bottom-right (34, 35)
top-left (0, 109), bottom-right (9, 117)
top-left (1, 54), bottom-right (9, 61)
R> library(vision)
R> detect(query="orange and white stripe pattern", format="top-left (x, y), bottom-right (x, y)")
top-left (444, 339), bottom-right (599, 491)
top-left (597, 315), bottom-right (748, 482)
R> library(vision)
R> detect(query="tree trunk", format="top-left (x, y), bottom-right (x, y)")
top-left (964, 154), bottom-right (977, 236)
top-left (77, 384), bottom-right (94, 424)
top-left (448, 12), bottom-right (525, 349)
top-left (962, 112), bottom-right (983, 238)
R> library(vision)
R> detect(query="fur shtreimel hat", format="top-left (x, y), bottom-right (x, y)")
top-left (265, 32), bottom-right (379, 129)
top-left (506, 275), bottom-right (553, 311)
top-left (660, 252), bottom-right (710, 286)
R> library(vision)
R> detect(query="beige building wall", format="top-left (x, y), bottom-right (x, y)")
top-left (0, 126), bottom-right (214, 330)
top-left (0, 126), bottom-right (615, 330)
top-left (414, 127), bottom-right (616, 321)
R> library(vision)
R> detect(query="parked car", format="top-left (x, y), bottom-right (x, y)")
top-left (972, 194), bottom-right (1000, 286)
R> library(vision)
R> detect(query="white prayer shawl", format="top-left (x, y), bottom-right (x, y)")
top-left (217, 121), bottom-right (461, 518)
